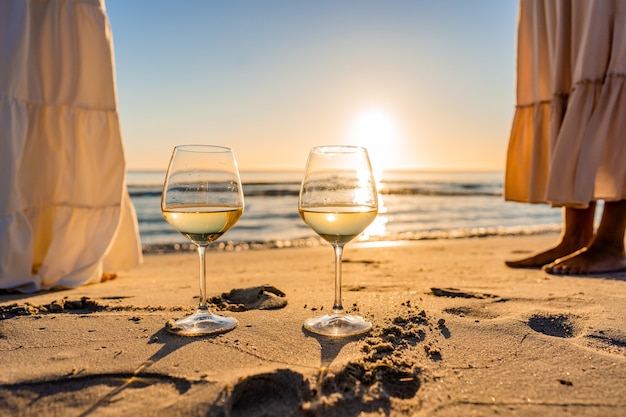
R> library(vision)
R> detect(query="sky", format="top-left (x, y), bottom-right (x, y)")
top-left (106, 0), bottom-right (518, 173)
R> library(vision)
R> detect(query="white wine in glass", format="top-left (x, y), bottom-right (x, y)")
top-left (161, 145), bottom-right (244, 336)
top-left (299, 145), bottom-right (378, 337)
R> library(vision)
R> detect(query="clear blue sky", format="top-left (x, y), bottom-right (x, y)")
top-left (106, 0), bottom-right (518, 172)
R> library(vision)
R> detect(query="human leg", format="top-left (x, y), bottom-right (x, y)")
top-left (544, 200), bottom-right (626, 274)
top-left (505, 203), bottom-right (596, 268)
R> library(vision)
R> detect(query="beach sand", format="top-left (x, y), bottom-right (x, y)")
top-left (1, 234), bottom-right (626, 416)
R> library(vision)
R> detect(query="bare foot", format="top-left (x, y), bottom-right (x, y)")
top-left (505, 241), bottom-right (587, 269)
top-left (543, 246), bottom-right (626, 275)
top-left (546, 200), bottom-right (626, 275)
top-left (506, 205), bottom-right (596, 269)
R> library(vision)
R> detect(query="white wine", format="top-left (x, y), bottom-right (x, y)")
top-left (299, 205), bottom-right (377, 245)
top-left (163, 205), bottom-right (243, 245)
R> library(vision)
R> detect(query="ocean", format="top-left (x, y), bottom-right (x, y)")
top-left (128, 170), bottom-right (564, 252)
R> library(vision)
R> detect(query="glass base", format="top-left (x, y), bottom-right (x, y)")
top-left (304, 313), bottom-right (372, 337)
top-left (166, 309), bottom-right (237, 336)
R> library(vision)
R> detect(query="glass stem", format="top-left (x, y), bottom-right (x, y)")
top-left (197, 244), bottom-right (209, 312)
top-left (332, 244), bottom-right (344, 314)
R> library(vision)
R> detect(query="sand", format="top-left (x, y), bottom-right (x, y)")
top-left (1, 233), bottom-right (626, 416)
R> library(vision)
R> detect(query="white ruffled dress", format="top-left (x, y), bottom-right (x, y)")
top-left (0, 0), bottom-right (142, 292)
top-left (505, 0), bottom-right (626, 207)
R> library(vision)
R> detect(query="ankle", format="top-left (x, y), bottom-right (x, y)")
top-left (588, 236), bottom-right (625, 254)
top-left (557, 234), bottom-right (591, 249)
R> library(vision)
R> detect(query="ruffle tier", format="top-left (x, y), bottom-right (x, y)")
top-left (505, 0), bottom-right (626, 207)
top-left (506, 74), bottom-right (626, 207)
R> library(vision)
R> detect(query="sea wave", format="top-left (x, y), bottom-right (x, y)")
top-left (128, 170), bottom-right (565, 252)
top-left (141, 224), bottom-right (561, 254)
top-left (128, 183), bottom-right (503, 198)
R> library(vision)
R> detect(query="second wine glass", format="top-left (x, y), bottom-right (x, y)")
top-left (161, 145), bottom-right (244, 336)
top-left (299, 145), bottom-right (378, 337)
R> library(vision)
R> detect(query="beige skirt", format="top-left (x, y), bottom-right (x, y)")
top-left (0, 0), bottom-right (142, 291)
top-left (505, 0), bottom-right (626, 207)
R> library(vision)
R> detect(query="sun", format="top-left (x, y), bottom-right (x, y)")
top-left (346, 107), bottom-right (400, 173)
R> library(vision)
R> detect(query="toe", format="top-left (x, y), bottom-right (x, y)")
top-left (544, 262), bottom-right (566, 275)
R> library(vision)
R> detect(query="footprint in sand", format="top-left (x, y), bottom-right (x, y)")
top-left (526, 312), bottom-right (581, 338)
top-left (433, 287), bottom-right (502, 321)
top-left (525, 312), bottom-right (626, 357)
top-left (209, 285), bottom-right (287, 312)
top-left (212, 369), bottom-right (308, 417)
top-left (443, 305), bottom-right (500, 320)
top-left (430, 287), bottom-right (498, 300)
top-left (582, 329), bottom-right (626, 357)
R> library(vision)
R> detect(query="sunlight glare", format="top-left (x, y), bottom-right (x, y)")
top-left (347, 107), bottom-right (400, 174)
top-left (345, 106), bottom-right (399, 241)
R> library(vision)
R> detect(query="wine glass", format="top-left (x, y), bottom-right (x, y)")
top-left (161, 145), bottom-right (244, 336)
top-left (299, 145), bottom-right (378, 337)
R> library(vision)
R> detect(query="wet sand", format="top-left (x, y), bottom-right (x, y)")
top-left (1, 234), bottom-right (626, 416)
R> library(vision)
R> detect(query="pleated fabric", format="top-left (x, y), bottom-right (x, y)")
top-left (0, 0), bottom-right (142, 292)
top-left (505, 0), bottom-right (626, 207)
